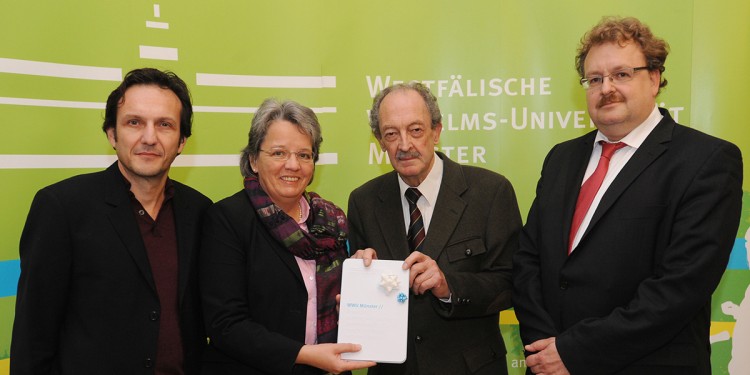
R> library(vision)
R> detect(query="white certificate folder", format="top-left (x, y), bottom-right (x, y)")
top-left (337, 259), bottom-right (409, 363)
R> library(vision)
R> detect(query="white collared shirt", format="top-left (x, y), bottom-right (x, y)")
top-left (397, 154), bottom-right (452, 303)
top-left (397, 153), bottom-right (444, 235)
top-left (569, 105), bottom-right (662, 252)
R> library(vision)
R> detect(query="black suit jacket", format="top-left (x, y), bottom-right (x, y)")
top-left (348, 152), bottom-right (522, 375)
top-left (513, 108), bottom-right (743, 375)
top-left (199, 190), bottom-right (324, 375)
top-left (11, 162), bottom-right (212, 375)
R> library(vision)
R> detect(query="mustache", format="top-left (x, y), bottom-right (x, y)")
top-left (597, 93), bottom-right (624, 108)
top-left (395, 150), bottom-right (421, 160)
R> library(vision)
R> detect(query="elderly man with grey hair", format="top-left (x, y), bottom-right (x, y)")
top-left (348, 82), bottom-right (522, 374)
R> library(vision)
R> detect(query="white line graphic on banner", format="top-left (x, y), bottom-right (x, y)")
top-left (194, 106), bottom-right (337, 114)
top-left (146, 3), bottom-right (168, 29)
top-left (139, 46), bottom-right (178, 61)
top-left (140, 5), bottom-right (176, 60)
top-left (0, 153), bottom-right (338, 169)
top-left (0, 97), bottom-right (104, 109)
top-left (196, 73), bottom-right (336, 88)
top-left (0, 97), bottom-right (336, 114)
top-left (146, 21), bottom-right (169, 29)
top-left (0, 58), bottom-right (122, 81)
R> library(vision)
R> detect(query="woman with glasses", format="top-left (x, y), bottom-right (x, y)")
top-left (200, 99), bottom-right (375, 374)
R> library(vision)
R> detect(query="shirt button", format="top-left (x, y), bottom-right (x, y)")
top-left (144, 358), bottom-right (153, 368)
top-left (415, 335), bottom-right (423, 343)
top-left (138, 209), bottom-right (145, 216)
top-left (309, 276), bottom-right (314, 280)
top-left (464, 248), bottom-right (472, 256)
top-left (149, 310), bottom-right (159, 321)
top-left (560, 280), bottom-right (569, 290)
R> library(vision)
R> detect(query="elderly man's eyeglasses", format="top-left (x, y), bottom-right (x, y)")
top-left (580, 66), bottom-right (649, 89)
top-left (260, 148), bottom-right (315, 163)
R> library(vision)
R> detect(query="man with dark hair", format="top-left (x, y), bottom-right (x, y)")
top-left (513, 17), bottom-right (743, 374)
top-left (11, 68), bottom-right (211, 375)
top-left (348, 82), bottom-right (522, 374)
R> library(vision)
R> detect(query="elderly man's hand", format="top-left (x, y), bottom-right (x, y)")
top-left (403, 251), bottom-right (450, 298)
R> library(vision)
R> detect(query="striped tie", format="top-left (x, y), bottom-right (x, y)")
top-left (405, 188), bottom-right (425, 253)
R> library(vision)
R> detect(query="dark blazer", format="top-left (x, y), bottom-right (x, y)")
top-left (512, 108), bottom-right (743, 375)
top-left (200, 190), bottom-right (324, 375)
top-left (347, 152), bottom-right (522, 375)
top-left (11, 162), bottom-right (212, 375)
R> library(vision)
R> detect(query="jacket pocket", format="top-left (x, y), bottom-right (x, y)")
top-left (445, 237), bottom-right (487, 263)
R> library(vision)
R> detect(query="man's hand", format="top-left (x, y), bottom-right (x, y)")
top-left (525, 337), bottom-right (570, 375)
top-left (350, 248), bottom-right (378, 266)
top-left (403, 251), bottom-right (450, 298)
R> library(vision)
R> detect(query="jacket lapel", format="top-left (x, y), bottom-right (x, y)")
top-left (422, 153), bottom-right (467, 260)
top-left (243, 189), bottom-right (305, 285)
top-left (172, 185), bottom-right (198, 306)
top-left (562, 134), bottom-right (597, 249)
top-left (103, 163), bottom-right (158, 294)
top-left (376, 172), bottom-right (412, 261)
top-left (268, 235), bottom-right (306, 285)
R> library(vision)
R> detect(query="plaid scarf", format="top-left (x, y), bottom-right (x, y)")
top-left (244, 175), bottom-right (347, 344)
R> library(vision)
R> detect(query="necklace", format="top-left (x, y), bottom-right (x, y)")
top-left (297, 201), bottom-right (303, 222)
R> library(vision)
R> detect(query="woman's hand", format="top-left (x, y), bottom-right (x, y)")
top-left (296, 343), bottom-right (376, 374)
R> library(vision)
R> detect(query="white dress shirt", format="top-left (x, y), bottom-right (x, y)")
top-left (569, 105), bottom-right (663, 252)
top-left (397, 153), bottom-right (451, 302)
top-left (397, 153), bottom-right (444, 234)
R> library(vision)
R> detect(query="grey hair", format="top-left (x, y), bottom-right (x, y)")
top-left (239, 98), bottom-right (322, 178)
top-left (369, 82), bottom-right (442, 139)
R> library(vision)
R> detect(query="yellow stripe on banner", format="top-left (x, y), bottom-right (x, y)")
top-left (710, 321), bottom-right (736, 337)
top-left (498, 311), bottom-right (735, 338)
top-left (499, 310), bottom-right (518, 325)
top-left (0, 358), bottom-right (9, 375)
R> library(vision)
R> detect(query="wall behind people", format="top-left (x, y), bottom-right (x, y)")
top-left (0, 1), bottom-right (747, 373)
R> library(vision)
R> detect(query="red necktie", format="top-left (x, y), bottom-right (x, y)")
top-left (405, 188), bottom-right (425, 253)
top-left (568, 141), bottom-right (626, 254)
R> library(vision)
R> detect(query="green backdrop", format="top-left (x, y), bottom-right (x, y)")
top-left (1, 1), bottom-right (748, 373)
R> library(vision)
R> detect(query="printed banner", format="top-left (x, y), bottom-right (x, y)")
top-left (0, 1), bottom-right (747, 373)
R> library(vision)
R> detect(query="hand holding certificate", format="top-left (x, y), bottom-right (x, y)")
top-left (337, 259), bottom-right (409, 363)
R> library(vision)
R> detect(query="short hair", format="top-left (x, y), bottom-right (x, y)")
top-left (102, 68), bottom-right (193, 140)
top-left (240, 99), bottom-right (323, 178)
top-left (369, 82), bottom-right (442, 139)
top-left (576, 16), bottom-right (669, 93)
